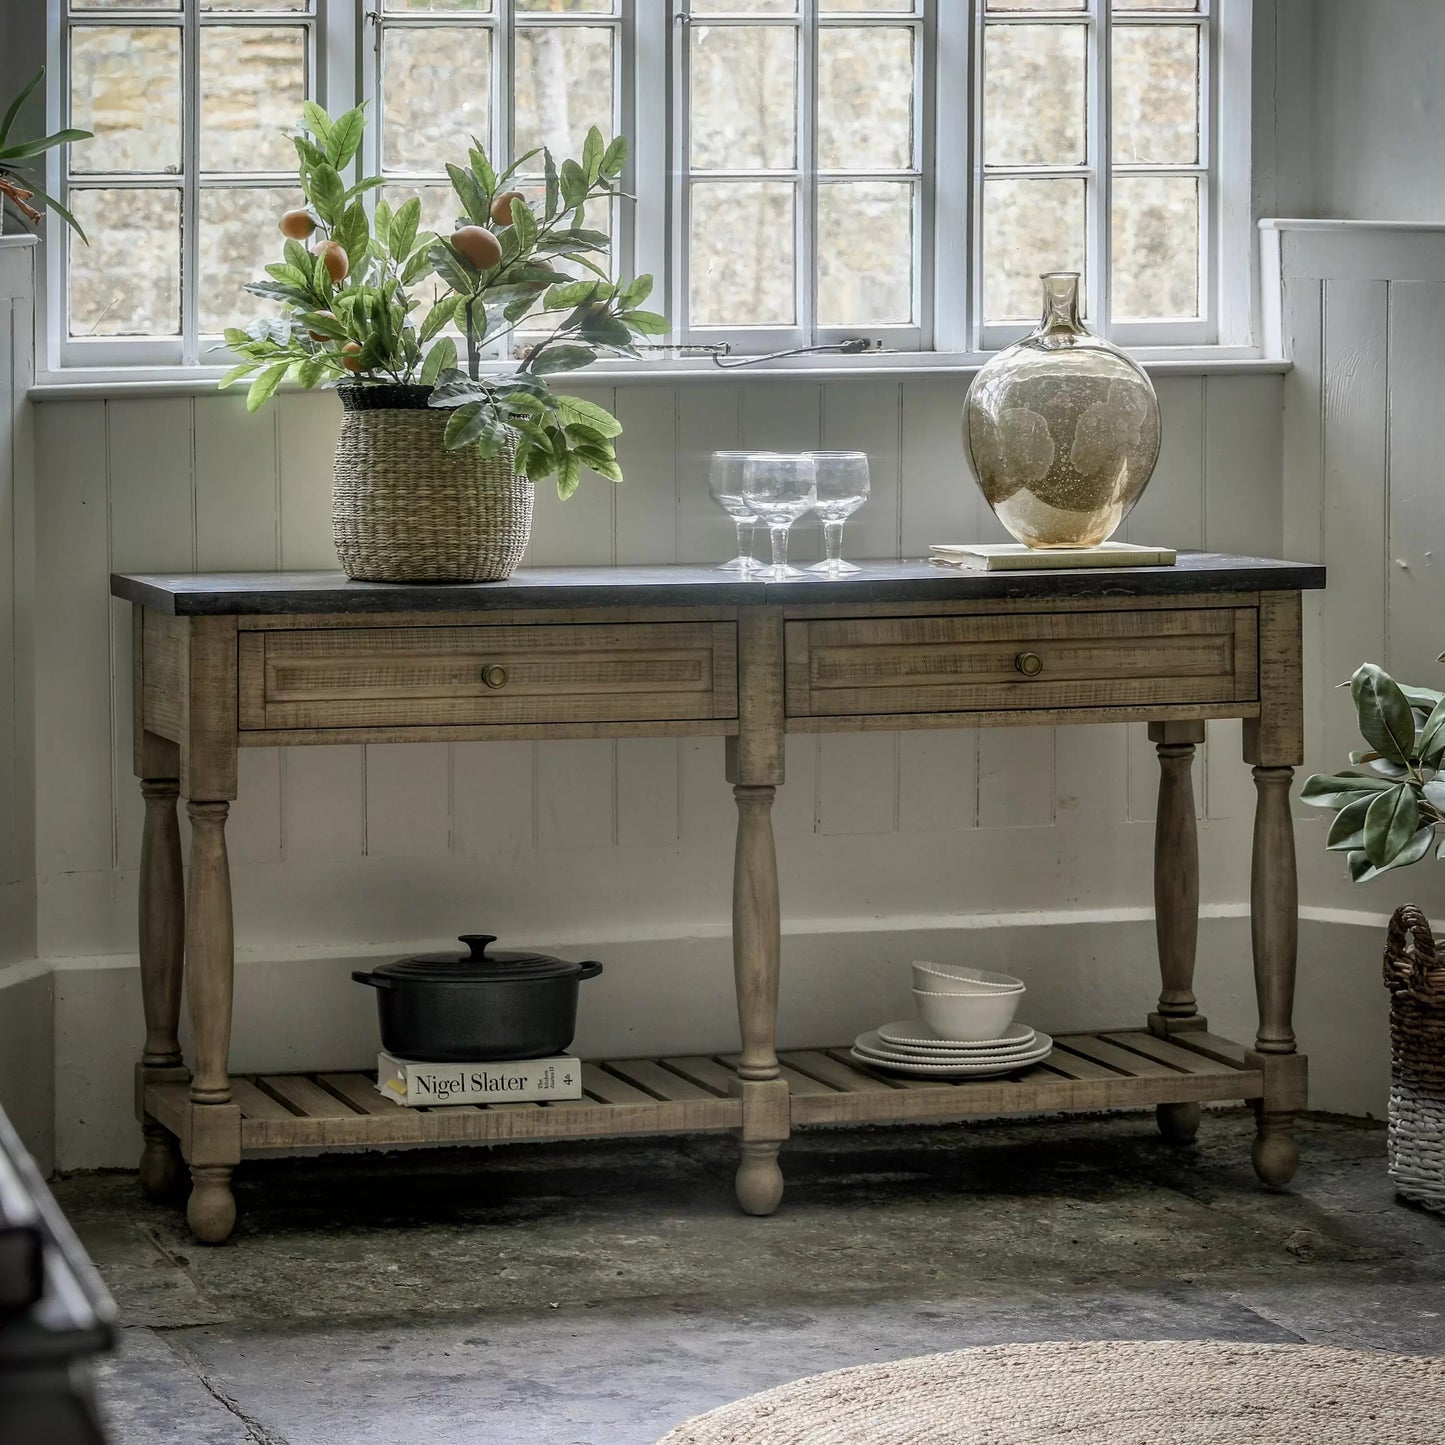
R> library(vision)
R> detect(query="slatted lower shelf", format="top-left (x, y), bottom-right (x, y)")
top-left (143, 1029), bottom-right (1261, 1155)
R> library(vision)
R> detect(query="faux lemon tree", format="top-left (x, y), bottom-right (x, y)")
top-left (423, 125), bottom-right (666, 498)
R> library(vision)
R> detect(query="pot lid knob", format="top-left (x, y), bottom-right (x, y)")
top-left (458, 934), bottom-right (497, 959)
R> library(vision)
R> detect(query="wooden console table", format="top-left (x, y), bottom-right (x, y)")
top-left (111, 555), bottom-right (1324, 1244)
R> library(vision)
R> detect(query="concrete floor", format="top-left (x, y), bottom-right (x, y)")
top-left (57, 1109), bottom-right (1445, 1445)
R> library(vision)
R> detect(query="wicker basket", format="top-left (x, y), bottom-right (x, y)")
top-left (332, 383), bottom-right (533, 582)
top-left (1383, 904), bottom-right (1445, 1211)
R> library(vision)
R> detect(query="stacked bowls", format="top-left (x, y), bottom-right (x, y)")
top-left (850, 961), bottom-right (1051, 1078)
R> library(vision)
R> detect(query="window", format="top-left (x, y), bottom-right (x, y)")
top-left (43, 0), bottom-right (1247, 375)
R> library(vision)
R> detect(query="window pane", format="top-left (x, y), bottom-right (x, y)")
top-left (202, 0), bottom-right (309, 9)
top-left (693, 0), bottom-right (795, 12)
top-left (71, 27), bottom-right (181, 174)
top-left (982, 176), bottom-right (1085, 322)
top-left (515, 26), bottom-right (614, 163)
top-left (200, 28), bottom-right (306, 173)
top-left (987, 0), bottom-right (1085, 10)
top-left (818, 181), bottom-right (913, 326)
top-left (822, 0), bottom-right (914, 10)
top-left (384, 0), bottom-right (491, 9)
top-left (1112, 25), bottom-right (1198, 165)
top-left (984, 25), bottom-right (1086, 167)
top-left (690, 26), bottom-right (796, 171)
top-left (69, 189), bottom-right (181, 336)
top-left (1112, 175), bottom-right (1198, 318)
top-left (818, 28), bottom-right (913, 171)
top-left (690, 181), bottom-right (794, 326)
top-left (517, 0), bottom-right (614, 9)
top-left (386, 183), bottom-right (466, 240)
top-left (73, 0), bottom-right (180, 8)
top-left (199, 187), bottom-right (294, 334)
top-left (1115, 0), bottom-right (1198, 8)
top-left (382, 27), bottom-right (492, 173)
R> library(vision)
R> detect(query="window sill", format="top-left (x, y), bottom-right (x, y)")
top-left (29, 347), bottom-right (1289, 401)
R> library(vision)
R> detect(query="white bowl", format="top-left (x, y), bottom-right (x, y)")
top-left (911, 961), bottom-right (1025, 994)
top-left (913, 986), bottom-right (1022, 1042)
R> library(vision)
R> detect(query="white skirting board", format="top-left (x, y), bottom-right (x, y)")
top-left (44, 909), bottom-right (1389, 1172)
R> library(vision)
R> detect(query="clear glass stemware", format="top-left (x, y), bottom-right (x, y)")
top-left (805, 450), bottom-right (871, 576)
top-left (742, 453), bottom-right (817, 580)
top-left (708, 450), bottom-right (762, 573)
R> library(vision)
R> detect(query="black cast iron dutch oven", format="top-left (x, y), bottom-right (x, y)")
top-left (352, 935), bottom-right (603, 1062)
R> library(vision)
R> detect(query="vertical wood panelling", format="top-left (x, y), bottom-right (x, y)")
top-left (364, 743), bottom-right (451, 858)
top-left (107, 398), bottom-right (195, 870)
top-left (616, 738), bottom-right (681, 846)
top-left (451, 740), bottom-right (535, 857)
top-left (674, 384), bottom-right (740, 564)
top-left (282, 746), bottom-right (365, 862)
top-left (816, 733), bottom-right (896, 836)
top-left (1320, 279), bottom-right (1389, 772)
top-left (34, 402), bottom-right (111, 878)
top-left (897, 730), bottom-right (978, 832)
top-left (613, 385), bottom-right (679, 564)
top-left (536, 739), bottom-right (615, 850)
top-left (1384, 282), bottom-right (1445, 688)
top-left (0, 290), bottom-right (19, 886)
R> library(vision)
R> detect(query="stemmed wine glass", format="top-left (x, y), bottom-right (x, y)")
top-left (709, 450), bottom-right (761, 572)
top-left (742, 454), bottom-right (817, 580)
top-left (805, 451), bottom-right (870, 576)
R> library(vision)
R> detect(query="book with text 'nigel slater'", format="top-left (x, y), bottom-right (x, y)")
top-left (376, 1052), bottom-right (582, 1107)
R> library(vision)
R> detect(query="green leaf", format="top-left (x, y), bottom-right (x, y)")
top-left (428, 369), bottom-right (489, 408)
top-left (623, 309), bottom-right (669, 336)
top-left (428, 239), bottom-right (476, 294)
top-left (372, 197), bottom-right (393, 252)
top-left (420, 295), bottom-right (459, 343)
top-left (308, 163), bottom-right (346, 226)
top-left (1423, 778), bottom-right (1445, 817)
top-left (526, 344), bottom-right (596, 376)
top-left (4, 174), bottom-right (87, 240)
top-left (446, 162), bottom-right (491, 225)
top-left (1418, 696), bottom-right (1445, 764)
top-left (544, 280), bottom-right (602, 311)
top-left (1410, 683), bottom-right (1445, 707)
top-left (555, 451), bottom-right (581, 501)
top-left (246, 361), bottom-right (289, 414)
top-left (1299, 772), bottom-right (1397, 808)
top-left (1325, 795), bottom-right (1373, 853)
top-left (419, 336), bottom-right (457, 388)
top-left (444, 401), bottom-right (488, 449)
top-left (582, 126), bottom-right (605, 184)
top-left (217, 361), bottom-right (256, 389)
top-left (0, 69), bottom-right (45, 149)
top-left (333, 199), bottom-right (370, 271)
top-left (560, 158), bottom-right (588, 209)
top-left (389, 197), bottom-right (420, 262)
top-left (341, 175), bottom-right (386, 205)
top-left (1351, 662), bottom-right (1417, 763)
top-left (563, 251), bottom-right (611, 281)
top-left (1364, 783), bottom-right (1420, 867)
top-left (543, 149), bottom-right (560, 219)
top-left (468, 144), bottom-right (497, 198)
top-left (296, 353), bottom-right (329, 389)
top-left (300, 310), bottom-right (348, 341)
top-left (574, 445), bottom-right (623, 483)
top-left (1351, 824), bottom-right (1436, 881)
top-left (600, 134), bottom-right (628, 178)
top-left (264, 262), bottom-right (310, 288)
top-left (618, 273), bottom-right (653, 310)
top-left (552, 394), bottom-right (622, 438)
top-left (0, 128), bottom-right (93, 163)
top-left (566, 227), bottom-right (612, 250)
top-left (563, 423), bottom-right (616, 453)
top-left (401, 244), bottom-right (436, 287)
top-left (302, 100), bottom-right (335, 151)
top-left (328, 106), bottom-right (365, 169)
top-left (244, 280), bottom-right (310, 305)
top-left (507, 194), bottom-right (538, 251)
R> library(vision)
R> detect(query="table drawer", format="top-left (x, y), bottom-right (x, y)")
top-left (239, 622), bottom-right (738, 731)
top-left (785, 608), bottom-right (1257, 718)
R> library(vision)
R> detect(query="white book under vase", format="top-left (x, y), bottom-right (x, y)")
top-left (376, 1052), bottom-right (583, 1107)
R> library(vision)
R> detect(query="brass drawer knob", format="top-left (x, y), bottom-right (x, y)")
top-left (1014, 651), bottom-right (1044, 678)
top-left (481, 664), bottom-right (509, 689)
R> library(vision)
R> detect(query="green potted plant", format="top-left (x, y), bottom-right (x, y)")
top-left (222, 103), bottom-right (662, 583)
top-left (0, 69), bottom-right (91, 238)
top-left (1303, 660), bottom-right (1445, 1213)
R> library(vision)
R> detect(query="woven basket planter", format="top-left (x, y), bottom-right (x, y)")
top-left (1383, 904), bottom-right (1445, 1211)
top-left (333, 383), bottom-right (533, 583)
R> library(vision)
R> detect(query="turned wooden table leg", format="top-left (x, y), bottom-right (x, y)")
top-left (1243, 591), bottom-right (1307, 1187)
top-left (726, 606), bottom-right (789, 1216)
top-left (137, 775), bottom-right (186, 1199)
top-left (1149, 721), bottom-right (1206, 1144)
top-left (185, 799), bottom-right (241, 1242)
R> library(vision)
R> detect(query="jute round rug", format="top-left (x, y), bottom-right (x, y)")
top-left (656, 1339), bottom-right (1445, 1444)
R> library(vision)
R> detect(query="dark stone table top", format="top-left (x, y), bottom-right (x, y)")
top-left (111, 553), bottom-right (1326, 616)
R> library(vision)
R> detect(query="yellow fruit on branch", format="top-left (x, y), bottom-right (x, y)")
top-left (307, 310), bottom-right (339, 343)
top-left (451, 225), bottom-right (502, 270)
top-left (490, 190), bottom-right (525, 226)
top-left (340, 341), bottom-right (364, 374)
top-left (279, 207), bottom-right (315, 240)
top-left (312, 239), bottom-right (349, 284)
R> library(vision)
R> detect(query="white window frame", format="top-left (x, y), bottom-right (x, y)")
top-left (33, 0), bottom-right (1255, 383)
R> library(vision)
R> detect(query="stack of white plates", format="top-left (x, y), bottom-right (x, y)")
top-left (850, 1020), bottom-right (1053, 1078)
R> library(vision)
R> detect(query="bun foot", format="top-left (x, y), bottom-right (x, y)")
top-left (1156, 1101), bottom-right (1201, 1144)
top-left (735, 1142), bottom-right (784, 1216)
top-left (187, 1165), bottom-right (237, 1243)
top-left (138, 1125), bottom-right (182, 1201)
top-left (1252, 1110), bottom-right (1299, 1187)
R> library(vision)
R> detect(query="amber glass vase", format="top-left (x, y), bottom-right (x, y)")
top-left (962, 273), bottom-right (1161, 549)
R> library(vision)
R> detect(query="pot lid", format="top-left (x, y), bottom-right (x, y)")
top-left (373, 935), bottom-right (589, 983)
